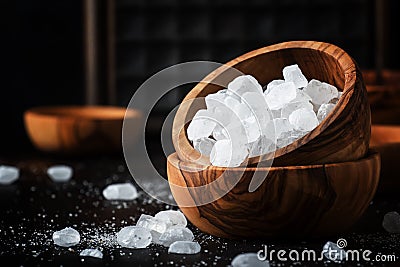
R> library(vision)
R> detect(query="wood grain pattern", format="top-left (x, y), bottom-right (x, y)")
top-left (172, 41), bottom-right (370, 166)
top-left (167, 151), bottom-right (380, 238)
top-left (370, 125), bottom-right (400, 194)
top-left (24, 106), bottom-right (142, 154)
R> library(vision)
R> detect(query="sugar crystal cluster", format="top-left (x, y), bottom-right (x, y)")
top-left (116, 210), bottom-right (200, 253)
top-left (187, 64), bottom-right (340, 167)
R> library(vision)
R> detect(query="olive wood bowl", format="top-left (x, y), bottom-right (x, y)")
top-left (172, 41), bottom-right (370, 166)
top-left (24, 106), bottom-right (142, 154)
top-left (167, 151), bottom-right (380, 238)
top-left (370, 125), bottom-right (400, 194)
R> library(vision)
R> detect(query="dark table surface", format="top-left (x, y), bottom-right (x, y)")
top-left (0, 152), bottom-right (399, 267)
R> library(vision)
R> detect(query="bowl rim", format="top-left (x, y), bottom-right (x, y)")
top-left (172, 40), bottom-right (358, 165)
top-left (24, 105), bottom-right (142, 121)
top-left (168, 149), bottom-right (379, 173)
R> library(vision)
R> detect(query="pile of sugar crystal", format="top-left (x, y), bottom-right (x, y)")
top-left (187, 64), bottom-right (341, 167)
top-left (116, 210), bottom-right (201, 253)
top-left (51, 211), bottom-right (200, 255)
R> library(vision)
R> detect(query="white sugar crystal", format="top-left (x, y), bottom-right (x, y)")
top-left (210, 139), bottom-right (248, 167)
top-left (284, 129), bottom-right (308, 140)
top-left (223, 121), bottom-right (247, 145)
top-left (116, 226), bottom-right (152, 248)
top-left (329, 91), bottom-right (342, 104)
top-left (282, 64), bottom-right (308, 88)
top-left (289, 108), bottom-right (319, 132)
top-left (80, 248), bottom-right (103, 259)
top-left (382, 211), bottom-right (400, 233)
top-left (274, 118), bottom-right (294, 138)
top-left (227, 75), bottom-right (263, 96)
top-left (168, 241), bottom-right (201, 254)
top-left (205, 90), bottom-right (227, 110)
top-left (248, 135), bottom-right (274, 157)
top-left (53, 227), bottom-right (80, 247)
top-left (137, 214), bottom-right (170, 235)
top-left (276, 137), bottom-right (292, 148)
top-left (241, 92), bottom-right (271, 123)
top-left (242, 116), bottom-right (261, 143)
top-left (211, 105), bottom-right (236, 126)
top-left (47, 165), bottom-right (72, 182)
top-left (317, 103), bottom-right (336, 122)
top-left (304, 79), bottom-right (338, 105)
top-left (270, 109), bottom-right (281, 119)
top-left (151, 231), bottom-right (162, 245)
top-left (187, 109), bottom-right (217, 141)
top-left (212, 125), bottom-right (228, 140)
top-left (323, 241), bottom-right (346, 263)
top-left (155, 210), bottom-right (187, 227)
top-left (264, 82), bottom-right (297, 110)
top-left (265, 118), bottom-right (294, 140)
top-left (281, 101), bottom-right (313, 119)
top-left (158, 226), bottom-right (194, 247)
top-left (232, 102), bottom-right (253, 121)
top-left (264, 79), bottom-right (285, 94)
top-left (231, 253), bottom-right (270, 267)
top-left (0, 165), bottom-right (19, 185)
top-left (102, 183), bottom-right (138, 201)
top-left (224, 95), bottom-right (241, 108)
top-left (193, 137), bottom-right (215, 156)
top-left (292, 89), bottom-right (312, 103)
top-left (276, 130), bottom-right (307, 148)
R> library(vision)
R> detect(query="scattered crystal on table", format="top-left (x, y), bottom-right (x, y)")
top-left (102, 183), bottom-right (138, 201)
top-left (231, 253), bottom-right (270, 267)
top-left (52, 227), bottom-right (80, 247)
top-left (0, 165), bottom-right (19, 185)
top-left (382, 211), bottom-right (400, 233)
top-left (168, 241), bottom-right (201, 254)
top-left (322, 241), bottom-right (346, 263)
top-left (80, 248), bottom-right (103, 259)
top-left (47, 165), bottom-right (73, 182)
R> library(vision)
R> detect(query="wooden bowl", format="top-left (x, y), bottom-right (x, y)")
top-left (167, 151), bottom-right (380, 238)
top-left (362, 70), bottom-right (400, 125)
top-left (370, 125), bottom-right (400, 194)
top-left (172, 41), bottom-right (370, 166)
top-left (24, 106), bottom-right (142, 154)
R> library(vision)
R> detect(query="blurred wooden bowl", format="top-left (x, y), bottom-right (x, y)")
top-left (24, 106), bottom-right (142, 154)
top-left (363, 70), bottom-right (400, 125)
top-left (370, 125), bottom-right (400, 194)
top-left (167, 151), bottom-right (380, 238)
top-left (173, 41), bottom-right (370, 166)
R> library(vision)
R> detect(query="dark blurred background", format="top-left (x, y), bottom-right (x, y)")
top-left (1, 0), bottom-right (399, 153)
